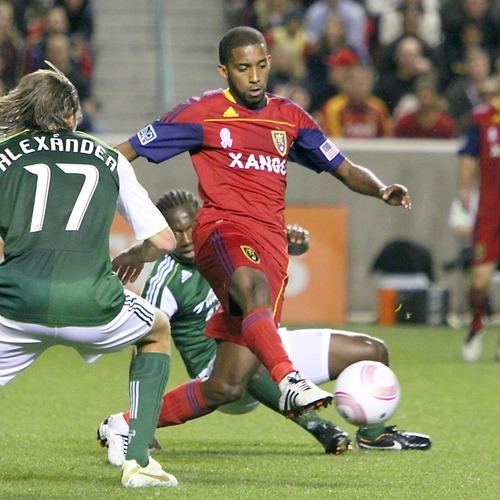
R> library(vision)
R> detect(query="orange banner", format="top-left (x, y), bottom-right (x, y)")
top-left (282, 205), bottom-right (348, 326)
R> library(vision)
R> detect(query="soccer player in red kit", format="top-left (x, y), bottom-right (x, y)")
top-left (458, 78), bottom-right (500, 362)
top-left (113, 26), bottom-right (412, 424)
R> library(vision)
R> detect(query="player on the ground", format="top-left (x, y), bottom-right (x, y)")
top-left (113, 26), bottom-right (411, 425)
top-left (0, 65), bottom-right (178, 488)
top-left (458, 77), bottom-right (500, 362)
top-left (97, 190), bottom-right (430, 465)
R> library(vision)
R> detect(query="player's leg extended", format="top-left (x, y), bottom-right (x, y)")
top-left (197, 227), bottom-right (333, 416)
top-left (222, 264), bottom-right (296, 383)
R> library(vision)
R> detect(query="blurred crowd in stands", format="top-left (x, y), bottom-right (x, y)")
top-left (2, 1), bottom-right (499, 138)
top-left (0, 0), bottom-right (98, 132)
top-left (225, 0), bottom-right (500, 138)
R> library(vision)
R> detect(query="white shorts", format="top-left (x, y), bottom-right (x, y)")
top-left (205, 327), bottom-right (333, 415)
top-left (0, 290), bottom-right (156, 386)
top-left (277, 327), bottom-right (332, 385)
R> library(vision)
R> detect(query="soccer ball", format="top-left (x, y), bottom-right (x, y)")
top-left (333, 360), bottom-right (400, 427)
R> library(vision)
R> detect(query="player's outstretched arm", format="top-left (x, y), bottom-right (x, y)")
top-left (113, 228), bottom-right (176, 285)
top-left (331, 159), bottom-right (411, 210)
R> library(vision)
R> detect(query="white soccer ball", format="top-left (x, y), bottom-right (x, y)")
top-left (333, 360), bottom-right (400, 427)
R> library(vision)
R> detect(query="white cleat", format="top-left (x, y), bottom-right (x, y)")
top-left (97, 413), bottom-right (128, 467)
top-left (278, 370), bottom-right (333, 418)
top-left (121, 457), bottom-right (178, 488)
top-left (461, 330), bottom-right (486, 362)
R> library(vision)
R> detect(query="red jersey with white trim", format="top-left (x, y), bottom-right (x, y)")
top-left (129, 89), bottom-right (345, 242)
top-left (459, 100), bottom-right (500, 214)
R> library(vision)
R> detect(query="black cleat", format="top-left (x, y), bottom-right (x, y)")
top-left (356, 426), bottom-right (431, 451)
top-left (313, 423), bottom-right (353, 455)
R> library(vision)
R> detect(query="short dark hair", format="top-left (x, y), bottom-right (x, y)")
top-left (156, 189), bottom-right (200, 222)
top-left (218, 26), bottom-right (267, 65)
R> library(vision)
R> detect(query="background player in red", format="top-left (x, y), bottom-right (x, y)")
top-left (458, 77), bottom-right (500, 362)
top-left (113, 26), bottom-right (412, 425)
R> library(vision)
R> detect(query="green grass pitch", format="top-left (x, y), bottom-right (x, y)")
top-left (0, 324), bottom-right (498, 498)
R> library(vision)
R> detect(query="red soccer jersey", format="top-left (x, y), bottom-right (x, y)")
top-left (129, 89), bottom-right (345, 247)
top-left (459, 100), bottom-right (500, 262)
top-left (459, 101), bottom-right (500, 212)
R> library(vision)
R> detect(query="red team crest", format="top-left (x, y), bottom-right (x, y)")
top-left (271, 130), bottom-right (287, 156)
top-left (240, 245), bottom-right (261, 264)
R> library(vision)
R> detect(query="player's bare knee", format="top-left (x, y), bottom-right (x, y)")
top-left (364, 337), bottom-right (389, 365)
top-left (137, 309), bottom-right (171, 353)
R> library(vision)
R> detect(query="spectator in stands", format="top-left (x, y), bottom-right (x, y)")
top-left (441, 0), bottom-right (499, 88)
top-left (441, 19), bottom-right (493, 91)
top-left (267, 41), bottom-right (300, 94)
top-left (377, 0), bottom-right (441, 50)
top-left (11, 0), bottom-right (51, 42)
top-left (444, 46), bottom-right (492, 135)
top-left (44, 32), bottom-right (96, 132)
top-left (23, 6), bottom-right (93, 81)
top-left (373, 35), bottom-right (434, 114)
top-left (55, 0), bottom-right (94, 42)
top-left (254, 0), bottom-right (294, 32)
top-left (375, 6), bottom-right (440, 76)
top-left (224, 0), bottom-right (259, 29)
top-left (321, 64), bottom-right (392, 138)
top-left (305, 12), bottom-right (359, 112)
top-left (266, 8), bottom-right (308, 82)
top-left (305, 0), bottom-right (370, 62)
top-left (0, 0), bottom-right (23, 89)
top-left (315, 46), bottom-right (359, 111)
top-left (394, 76), bottom-right (455, 138)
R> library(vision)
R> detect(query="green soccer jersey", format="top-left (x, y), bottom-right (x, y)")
top-left (0, 129), bottom-right (166, 327)
top-left (142, 253), bottom-right (219, 378)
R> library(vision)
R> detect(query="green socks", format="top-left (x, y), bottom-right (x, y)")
top-left (246, 369), bottom-right (281, 412)
top-left (126, 352), bottom-right (170, 466)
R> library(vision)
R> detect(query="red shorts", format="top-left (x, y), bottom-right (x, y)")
top-left (473, 210), bottom-right (500, 264)
top-left (193, 220), bottom-right (288, 344)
